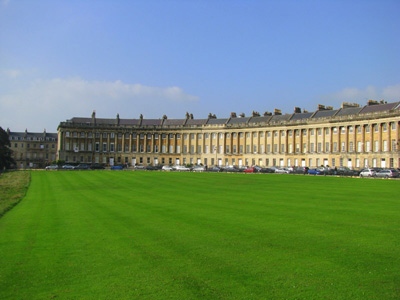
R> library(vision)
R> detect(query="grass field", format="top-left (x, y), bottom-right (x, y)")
top-left (0, 171), bottom-right (30, 217)
top-left (0, 171), bottom-right (399, 299)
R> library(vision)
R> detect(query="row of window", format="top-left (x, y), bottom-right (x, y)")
top-left (64, 139), bottom-right (398, 154)
top-left (10, 136), bottom-right (56, 141)
top-left (14, 152), bottom-right (56, 160)
top-left (12, 143), bottom-right (56, 149)
top-left (63, 122), bottom-right (399, 140)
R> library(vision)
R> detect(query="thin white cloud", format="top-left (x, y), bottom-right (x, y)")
top-left (382, 83), bottom-right (400, 100)
top-left (319, 84), bottom-right (400, 107)
top-left (0, 77), bottom-right (199, 132)
top-left (2, 69), bottom-right (21, 79)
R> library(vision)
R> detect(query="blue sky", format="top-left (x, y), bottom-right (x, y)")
top-left (1, 0), bottom-right (400, 132)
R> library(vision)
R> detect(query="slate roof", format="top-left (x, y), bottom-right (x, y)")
top-left (141, 119), bottom-right (163, 126)
top-left (119, 119), bottom-right (140, 126)
top-left (335, 107), bottom-right (362, 116)
top-left (247, 116), bottom-right (272, 124)
top-left (227, 117), bottom-right (250, 125)
top-left (207, 118), bottom-right (228, 125)
top-left (62, 101), bottom-right (400, 130)
top-left (359, 102), bottom-right (400, 114)
top-left (163, 119), bottom-right (186, 126)
top-left (312, 110), bottom-right (339, 119)
top-left (290, 112), bottom-right (314, 121)
top-left (269, 114), bottom-right (292, 122)
top-left (9, 131), bottom-right (57, 140)
top-left (69, 117), bottom-right (92, 123)
top-left (185, 119), bottom-right (208, 126)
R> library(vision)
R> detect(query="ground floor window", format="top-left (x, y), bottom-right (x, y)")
top-left (381, 158), bottom-right (386, 168)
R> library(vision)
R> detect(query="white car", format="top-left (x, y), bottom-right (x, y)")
top-left (359, 168), bottom-right (376, 177)
top-left (275, 167), bottom-right (290, 174)
top-left (45, 165), bottom-right (59, 170)
top-left (192, 165), bottom-right (206, 172)
top-left (162, 165), bottom-right (174, 171)
top-left (175, 165), bottom-right (191, 171)
top-left (62, 165), bottom-right (75, 169)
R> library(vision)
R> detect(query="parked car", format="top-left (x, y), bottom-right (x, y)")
top-left (75, 164), bottom-right (90, 170)
top-left (175, 165), bottom-right (191, 171)
top-left (316, 167), bottom-right (333, 175)
top-left (222, 166), bottom-right (243, 172)
top-left (90, 164), bottom-right (105, 170)
top-left (275, 167), bottom-right (290, 174)
top-left (293, 166), bottom-right (309, 174)
top-left (308, 168), bottom-right (323, 175)
top-left (145, 165), bottom-right (162, 171)
top-left (359, 168), bottom-right (376, 178)
top-left (45, 165), bottom-right (59, 170)
top-left (134, 165), bottom-right (146, 170)
top-left (336, 167), bottom-right (359, 176)
top-left (162, 165), bottom-right (174, 171)
top-left (111, 165), bottom-right (123, 170)
top-left (376, 169), bottom-right (399, 179)
top-left (253, 166), bottom-right (263, 172)
top-left (62, 164), bottom-right (75, 169)
top-left (259, 167), bottom-right (275, 173)
top-left (208, 166), bottom-right (222, 172)
top-left (192, 165), bottom-right (206, 172)
top-left (243, 167), bottom-right (258, 173)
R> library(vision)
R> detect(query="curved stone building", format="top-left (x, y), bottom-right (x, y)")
top-left (57, 100), bottom-right (400, 169)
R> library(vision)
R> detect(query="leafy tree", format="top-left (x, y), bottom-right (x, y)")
top-left (0, 127), bottom-right (15, 170)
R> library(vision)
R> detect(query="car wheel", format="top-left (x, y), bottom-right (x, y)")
top-left (385, 175), bottom-right (389, 179)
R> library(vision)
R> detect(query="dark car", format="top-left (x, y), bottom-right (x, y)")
top-left (208, 166), bottom-right (222, 172)
top-left (90, 164), bottom-right (105, 170)
top-left (145, 165), bottom-right (162, 171)
top-left (259, 167), bottom-right (275, 173)
top-left (294, 167), bottom-right (309, 174)
top-left (336, 167), bottom-right (358, 176)
top-left (75, 164), bottom-right (90, 170)
top-left (222, 166), bottom-right (243, 172)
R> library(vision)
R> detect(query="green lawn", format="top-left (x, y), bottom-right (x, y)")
top-left (0, 171), bottom-right (30, 217)
top-left (0, 171), bottom-right (399, 299)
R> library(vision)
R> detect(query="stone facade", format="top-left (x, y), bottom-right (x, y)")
top-left (7, 129), bottom-right (58, 169)
top-left (57, 100), bottom-right (400, 169)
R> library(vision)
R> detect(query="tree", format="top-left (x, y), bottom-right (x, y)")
top-left (0, 127), bottom-right (15, 170)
